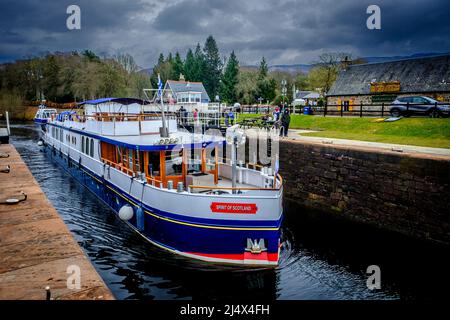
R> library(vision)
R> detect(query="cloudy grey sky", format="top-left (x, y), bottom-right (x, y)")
top-left (1, 0), bottom-right (450, 67)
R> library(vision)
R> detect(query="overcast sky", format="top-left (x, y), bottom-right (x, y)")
top-left (1, 0), bottom-right (450, 67)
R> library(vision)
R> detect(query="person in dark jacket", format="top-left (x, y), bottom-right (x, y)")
top-left (280, 108), bottom-right (291, 137)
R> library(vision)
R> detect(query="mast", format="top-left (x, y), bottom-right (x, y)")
top-left (158, 74), bottom-right (169, 137)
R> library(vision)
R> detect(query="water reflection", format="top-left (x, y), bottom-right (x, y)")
top-left (8, 122), bottom-right (447, 300)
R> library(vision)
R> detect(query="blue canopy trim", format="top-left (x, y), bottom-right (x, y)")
top-left (47, 123), bottom-right (224, 151)
top-left (56, 111), bottom-right (78, 122)
top-left (78, 98), bottom-right (150, 106)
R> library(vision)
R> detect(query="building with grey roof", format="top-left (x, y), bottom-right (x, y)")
top-left (165, 80), bottom-right (210, 104)
top-left (326, 54), bottom-right (450, 109)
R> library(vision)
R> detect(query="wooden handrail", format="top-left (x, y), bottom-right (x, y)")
top-left (146, 176), bottom-right (162, 187)
top-left (102, 158), bottom-right (133, 176)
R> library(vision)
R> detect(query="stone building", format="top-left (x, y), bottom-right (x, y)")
top-left (326, 54), bottom-right (450, 111)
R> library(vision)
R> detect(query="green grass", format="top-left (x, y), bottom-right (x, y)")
top-left (238, 114), bottom-right (450, 149)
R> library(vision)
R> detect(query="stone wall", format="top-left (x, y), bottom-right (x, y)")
top-left (279, 140), bottom-right (450, 245)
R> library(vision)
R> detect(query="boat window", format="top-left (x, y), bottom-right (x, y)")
top-left (86, 138), bottom-right (90, 155)
top-left (81, 137), bottom-right (85, 152)
top-left (90, 139), bottom-right (94, 157)
top-left (165, 151), bottom-right (182, 176)
top-left (134, 150), bottom-right (142, 172)
top-left (128, 149), bottom-right (133, 169)
top-left (117, 147), bottom-right (123, 164)
top-left (147, 151), bottom-right (160, 176)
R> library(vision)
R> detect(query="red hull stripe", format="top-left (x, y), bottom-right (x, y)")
top-left (186, 252), bottom-right (279, 262)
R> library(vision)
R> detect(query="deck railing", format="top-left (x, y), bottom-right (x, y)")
top-left (102, 158), bottom-right (134, 176)
top-left (102, 158), bottom-right (163, 187)
top-left (188, 173), bottom-right (282, 193)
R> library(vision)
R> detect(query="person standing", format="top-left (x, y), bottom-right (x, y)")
top-left (280, 108), bottom-right (291, 137)
top-left (179, 105), bottom-right (186, 125)
top-left (228, 109), bottom-right (235, 126)
top-left (193, 108), bottom-right (199, 126)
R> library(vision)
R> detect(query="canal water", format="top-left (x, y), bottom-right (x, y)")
top-left (9, 123), bottom-right (448, 300)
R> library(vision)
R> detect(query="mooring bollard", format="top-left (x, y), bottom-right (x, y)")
top-left (45, 286), bottom-right (51, 300)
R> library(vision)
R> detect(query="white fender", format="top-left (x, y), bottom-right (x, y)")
top-left (118, 204), bottom-right (134, 221)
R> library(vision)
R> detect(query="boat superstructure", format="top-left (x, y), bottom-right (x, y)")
top-left (42, 97), bottom-right (283, 266)
top-left (34, 102), bottom-right (57, 130)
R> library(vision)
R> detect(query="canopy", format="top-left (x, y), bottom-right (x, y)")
top-left (78, 98), bottom-right (150, 106)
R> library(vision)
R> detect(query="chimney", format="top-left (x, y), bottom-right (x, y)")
top-left (340, 56), bottom-right (351, 71)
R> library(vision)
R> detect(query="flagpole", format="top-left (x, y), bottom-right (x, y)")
top-left (158, 74), bottom-right (168, 137)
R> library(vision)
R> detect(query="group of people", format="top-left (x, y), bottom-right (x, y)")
top-left (177, 105), bottom-right (290, 136)
top-left (261, 106), bottom-right (291, 137)
top-left (224, 109), bottom-right (235, 126)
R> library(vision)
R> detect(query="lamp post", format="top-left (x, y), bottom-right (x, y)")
top-left (281, 79), bottom-right (287, 110)
top-left (258, 97), bottom-right (263, 113)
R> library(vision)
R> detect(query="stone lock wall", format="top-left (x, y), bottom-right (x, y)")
top-left (279, 140), bottom-right (450, 245)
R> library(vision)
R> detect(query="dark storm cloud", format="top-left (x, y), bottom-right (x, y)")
top-left (1, 0), bottom-right (450, 66)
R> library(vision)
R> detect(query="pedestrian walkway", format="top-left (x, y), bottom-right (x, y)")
top-left (0, 143), bottom-right (114, 300)
top-left (286, 129), bottom-right (450, 158)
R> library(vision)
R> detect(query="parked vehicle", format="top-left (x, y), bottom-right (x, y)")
top-left (389, 96), bottom-right (450, 118)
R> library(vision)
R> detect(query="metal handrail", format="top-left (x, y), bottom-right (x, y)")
top-left (188, 173), bottom-right (282, 192)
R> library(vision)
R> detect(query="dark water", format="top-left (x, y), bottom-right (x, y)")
top-left (8, 122), bottom-right (449, 300)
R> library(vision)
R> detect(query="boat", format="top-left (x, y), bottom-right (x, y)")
top-left (41, 95), bottom-right (283, 266)
top-left (34, 101), bottom-right (57, 130)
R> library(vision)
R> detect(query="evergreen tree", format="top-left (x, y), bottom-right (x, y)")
top-left (150, 53), bottom-right (174, 88)
top-left (184, 48), bottom-right (195, 81)
top-left (220, 51), bottom-right (239, 104)
top-left (256, 57), bottom-right (276, 103)
top-left (166, 53), bottom-right (173, 64)
top-left (192, 43), bottom-right (205, 82)
top-left (172, 52), bottom-right (184, 80)
top-left (157, 53), bottom-right (165, 65)
top-left (202, 35), bottom-right (222, 100)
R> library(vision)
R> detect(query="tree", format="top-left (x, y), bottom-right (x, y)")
top-left (157, 53), bottom-right (165, 65)
top-left (255, 57), bottom-right (276, 103)
top-left (236, 69), bottom-right (258, 105)
top-left (219, 51), bottom-right (239, 104)
top-left (258, 57), bottom-right (268, 79)
top-left (115, 53), bottom-right (138, 75)
top-left (294, 73), bottom-right (310, 91)
top-left (202, 35), bottom-right (222, 100)
top-left (192, 43), bottom-right (205, 82)
top-left (82, 50), bottom-right (100, 62)
top-left (99, 60), bottom-right (127, 97)
top-left (150, 52), bottom-right (174, 88)
top-left (270, 71), bottom-right (295, 105)
top-left (172, 52), bottom-right (184, 80)
top-left (308, 52), bottom-right (347, 94)
top-left (184, 48), bottom-right (195, 81)
top-left (0, 50), bottom-right (147, 103)
top-left (42, 55), bottom-right (60, 101)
